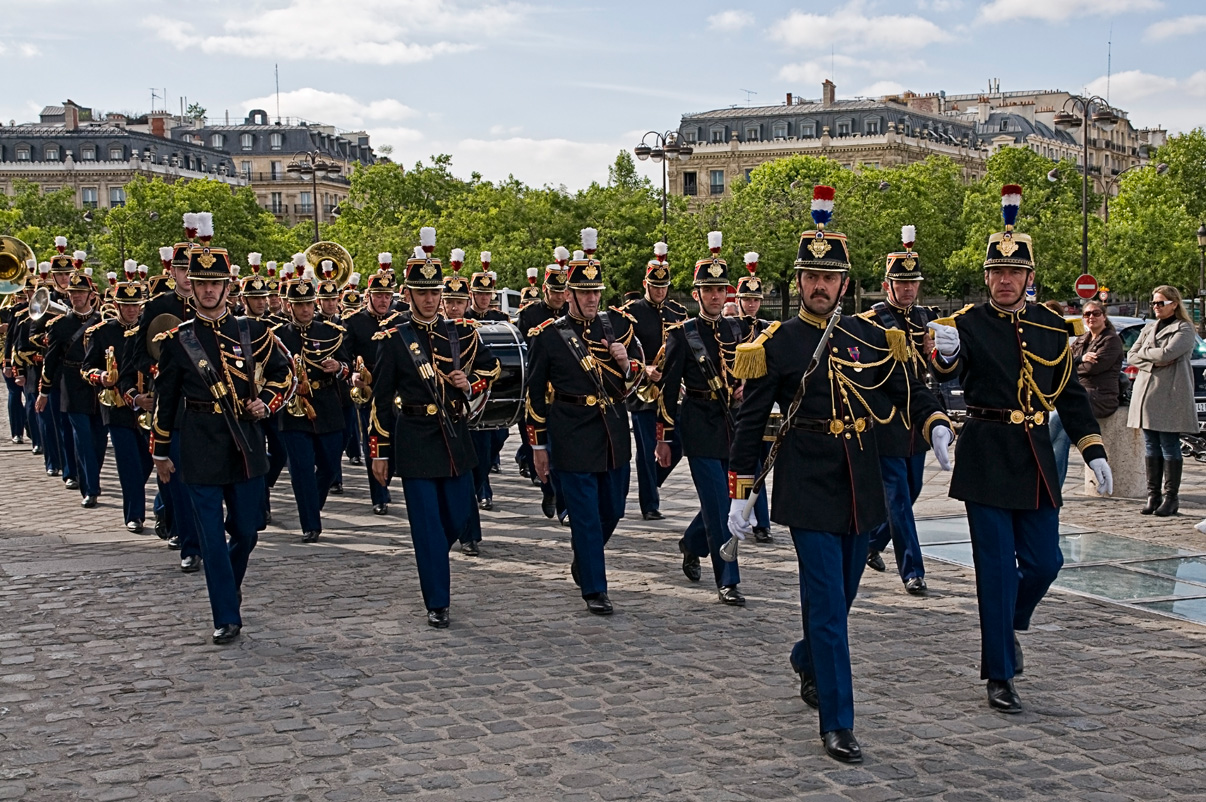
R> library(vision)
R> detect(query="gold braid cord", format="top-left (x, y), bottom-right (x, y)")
top-left (1019, 338), bottom-right (1072, 413)
top-left (825, 323), bottom-right (909, 448)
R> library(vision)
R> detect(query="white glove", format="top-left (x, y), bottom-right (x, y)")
top-left (727, 498), bottom-right (753, 541)
top-left (1089, 458), bottom-right (1113, 496)
top-left (927, 321), bottom-right (960, 358)
top-left (931, 425), bottom-right (953, 471)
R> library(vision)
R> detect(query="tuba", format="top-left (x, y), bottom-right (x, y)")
top-left (0, 235), bottom-right (34, 295)
top-left (303, 241), bottom-right (354, 286)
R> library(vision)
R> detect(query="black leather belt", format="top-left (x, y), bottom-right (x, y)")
top-left (309, 378), bottom-right (333, 389)
top-left (184, 398), bottom-right (254, 420)
top-left (966, 405), bottom-right (1046, 425)
top-left (63, 360), bottom-right (82, 368)
top-left (684, 387), bottom-right (719, 400)
top-left (554, 390), bottom-right (616, 407)
top-left (790, 416), bottom-right (873, 436)
top-left (396, 401), bottom-right (462, 421)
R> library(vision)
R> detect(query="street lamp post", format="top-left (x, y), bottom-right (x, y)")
top-left (1049, 161), bottom-right (1169, 247)
top-left (1197, 223), bottom-right (1206, 336)
top-left (285, 151), bottom-right (342, 243)
top-left (633, 130), bottom-right (693, 228)
top-left (1053, 94), bottom-right (1121, 276)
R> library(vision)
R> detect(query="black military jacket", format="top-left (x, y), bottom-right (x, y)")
top-left (617, 296), bottom-right (687, 412)
top-left (730, 310), bottom-right (951, 535)
top-left (82, 318), bottom-right (143, 429)
top-left (41, 310), bottom-right (102, 414)
top-left (860, 301), bottom-right (939, 459)
top-left (344, 308), bottom-right (403, 374)
top-left (0, 300), bottom-right (25, 369)
top-left (517, 300), bottom-right (564, 343)
top-left (658, 315), bottom-right (751, 460)
top-left (467, 307), bottom-right (509, 323)
top-left (368, 316), bottom-right (500, 479)
top-left (525, 310), bottom-right (643, 473)
top-left (6, 304), bottom-right (35, 383)
top-left (151, 311), bottom-right (293, 485)
top-left (931, 301), bottom-right (1105, 509)
top-left (273, 319), bottom-right (351, 435)
top-left (125, 289), bottom-right (193, 383)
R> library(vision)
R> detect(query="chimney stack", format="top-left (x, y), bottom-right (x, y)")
top-left (63, 100), bottom-right (79, 132)
top-left (822, 80), bottom-right (836, 108)
top-left (786, 92), bottom-right (793, 106)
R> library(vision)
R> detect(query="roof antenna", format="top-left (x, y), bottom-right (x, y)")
top-left (739, 89), bottom-right (757, 105)
top-left (1106, 24), bottom-right (1113, 102)
top-left (275, 63), bottom-right (281, 124)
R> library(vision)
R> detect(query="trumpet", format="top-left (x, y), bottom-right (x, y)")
top-left (135, 373), bottom-right (151, 431)
top-left (98, 346), bottom-right (124, 408)
top-left (349, 355), bottom-right (373, 406)
top-left (634, 344), bottom-right (665, 404)
top-left (286, 353), bottom-right (317, 419)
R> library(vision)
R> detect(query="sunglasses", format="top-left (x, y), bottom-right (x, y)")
top-left (1151, 300), bottom-right (1175, 308)
top-left (1082, 310), bottom-right (1103, 318)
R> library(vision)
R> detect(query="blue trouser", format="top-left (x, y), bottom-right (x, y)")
top-left (22, 386), bottom-right (43, 456)
top-left (5, 374), bottom-right (26, 439)
top-left (109, 425), bottom-right (152, 525)
top-left (183, 476), bottom-right (263, 628)
top-left (168, 438), bottom-right (200, 559)
top-left (263, 420), bottom-right (287, 489)
top-left (789, 528), bottom-right (869, 735)
top-left (66, 412), bottom-right (106, 498)
top-left (344, 404), bottom-right (360, 460)
top-left (631, 408), bottom-right (680, 515)
top-left (1142, 428), bottom-right (1183, 461)
top-left (965, 501), bottom-right (1062, 681)
top-left (753, 442), bottom-right (771, 529)
top-left (491, 427), bottom-right (508, 468)
top-left (49, 390), bottom-right (76, 480)
top-left (357, 406), bottom-right (392, 506)
top-left (400, 472), bottom-right (477, 611)
top-left (471, 429), bottom-right (497, 501)
top-left (1049, 411), bottom-right (1071, 488)
top-left (559, 465), bottom-right (630, 598)
top-left (280, 429), bottom-right (344, 533)
top-left (682, 457), bottom-right (740, 588)
top-left (868, 454), bottom-right (927, 582)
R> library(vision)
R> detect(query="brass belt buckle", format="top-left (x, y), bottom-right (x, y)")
top-left (1009, 410), bottom-right (1025, 425)
top-left (853, 418), bottom-right (867, 433)
top-left (585, 394), bottom-right (598, 407)
top-left (829, 419), bottom-right (845, 435)
top-left (426, 403), bottom-right (438, 416)
top-left (1032, 411), bottom-right (1045, 425)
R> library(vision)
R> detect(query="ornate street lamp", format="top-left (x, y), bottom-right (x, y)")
top-left (1054, 94), bottom-right (1124, 275)
top-left (1197, 222), bottom-right (1206, 335)
top-left (286, 151), bottom-right (342, 243)
top-left (634, 131), bottom-right (693, 226)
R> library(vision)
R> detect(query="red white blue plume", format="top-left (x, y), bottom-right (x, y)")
top-left (347, 272), bottom-right (361, 288)
top-left (182, 213), bottom-right (198, 238)
top-left (38, 261), bottom-right (50, 275)
top-left (901, 225), bottom-right (916, 251)
top-left (54, 236), bottom-right (68, 252)
top-left (292, 252), bottom-right (306, 270)
top-left (195, 212), bottom-right (214, 243)
top-left (321, 259), bottom-right (335, 279)
top-left (247, 253), bottom-right (262, 272)
top-left (107, 271), bottom-right (118, 284)
top-left (811, 185), bottom-right (835, 228)
top-left (159, 246), bottom-right (174, 267)
top-left (580, 228), bottom-right (598, 255)
top-left (266, 261), bottom-right (277, 277)
top-left (1001, 185), bottom-right (1022, 229)
top-left (450, 248), bottom-right (465, 268)
top-left (707, 231), bottom-right (722, 254)
top-left (653, 241), bottom-right (668, 261)
top-left (480, 252), bottom-right (491, 268)
top-left (419, 227), bottom-right (436, 253)
top-left (72, 250), bottom-right (87, 268)
top-left (554, 246), bottom-right (570, 266)
top-left (526, 267), bottom-right (539, 285)
top-left (744, 252), bottom-right (759, 273)
top-left (138, 264), bottom-right (148, 279)
top-left (123, 259), bottom-right (137, 279)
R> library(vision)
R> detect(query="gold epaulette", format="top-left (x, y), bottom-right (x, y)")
top-left (856, 309), bottom-right (877, 322)
top-left (328, 322), bottom-right (346, 333)
top-left (152, 327), bottom-right (178, 343)
top-left (732, 319), bottom-right (780, 380)
top-left (665, 299), bottom-right (689, 314)
top-left (884, 328), bottom-right (909, 362)
top-left (931, 304), bottom-right (974, 328)
top-left (371, 328), bottom-right (394, 341)
top-left (379, 312), bottom-right (399, 327)
top-left (451, 318), bottom-right (480, 328)
top-left (124, 325), bottom-right (140, 338)
top-left (528, 318), bottom-right (556, 338)
top-left (1066, 317), bottom-right (1085, 337)
top-left (85, 320), bottom-right (107, 335)
top-left (614, 309), bottom-right (638, 325)
top-left (664, 320), bottom-right (685, 332)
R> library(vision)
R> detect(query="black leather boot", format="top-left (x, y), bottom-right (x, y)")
top-left (1155, 459), bottom-right (1182, 517)
top-left (1141, 456), bottom-right (1163, 515)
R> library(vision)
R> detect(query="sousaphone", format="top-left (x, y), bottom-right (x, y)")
top-left (303, 241), bottom-right (354, 286)
top-left (0, 235), bottom-right (35, 295)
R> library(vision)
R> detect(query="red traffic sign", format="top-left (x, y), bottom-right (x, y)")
top-left (1075, 274), bottom-right (1098, 300)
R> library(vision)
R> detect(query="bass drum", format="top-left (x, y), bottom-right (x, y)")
top-left (470, 321), bottom-right (527, 430)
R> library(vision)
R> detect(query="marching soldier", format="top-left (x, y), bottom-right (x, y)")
top-left (11, 271), bottom-right (54, 469)
top-left (927, 186), bottom-right (1113, 713)
top-left (518, 267), bottom-right (541, 308)
top-left (37, 270), bottom-right (105, 507)
top-left (5, 275), bottom-right (37, 452)
top-left (656, 231), bottom-right (749, 606)
top-left (274, 279), bottom-right (352, 543)
top-left (1, 270), bottom-right (32, 445)
top-left (83, 280), bottom-right (152, 532)
top-left (466, 255), bottom-right (509, 516)
top-left (734, 252), bottom-right (773, 543)
top-left (316, 274), bottom-right (353, 494)
top-left (617, 242), bottom-right (686, 521)
top-left (368, 229), bottom-right (500, 628)
top-left (861, 226), bottom-right (942, 595)
top-left (33, 244), bottom-right (82, 489)
top-left (240, 271), bottom-right (288, 525)
top-left (151, 234), bottom-right (294, 645)
top-left (726, 186), bottom-right (953, 763)
top-left (346, 258), bottom-right (404, 515)
top-left (441, 249), bottom-right (472, 321)
top-left (526, 228), bottom-right (644, 615)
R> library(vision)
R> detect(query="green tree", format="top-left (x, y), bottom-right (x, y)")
top-left (0, 179), bottom-right (98, 260)
top-left (1105, 158), bottom-right (1199, 296)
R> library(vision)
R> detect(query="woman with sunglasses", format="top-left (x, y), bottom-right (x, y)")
top-left (1050, 302), bottom-right (1125, 485)
top-left (1127, 286), bottom-right (1198, 516)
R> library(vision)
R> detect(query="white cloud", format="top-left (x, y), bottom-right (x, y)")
top-left (395, 137), bottom-right (626, 190)
top-left (1186, 71), bottom-right (1206, 99)
top-left (858, 80), bottom-right (908, 97)
top-left (707, 10), bottom-right (754, 31)
top-left (142, 0), bottom-right (526, 66)
top-left (976, 0), bottom-right (1160, 23)
top-left (1083, 70), bottom-right (1206, 135)
top-left (1144, 14), bottom-right (1206, 41)
top-left (917, 0), bottom-right (963, 10)
top-left (0, 41), bottom-right (40, 58)
top-left (1085, 70), bottom-right (1178, 104)
top-left (489, 124), bottom-right (522, 135)
top-left (770, 2), bottom-right (950, 50)
top-left (778, 54), bottom-right (929, 94)
top-left (239, 88), bottom-right (418, 129)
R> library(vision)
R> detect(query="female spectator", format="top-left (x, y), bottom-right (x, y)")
top-left (1050, 300), bottom-right (1125, 486)
top-left (1128, 285), bottom-right (1198, 516)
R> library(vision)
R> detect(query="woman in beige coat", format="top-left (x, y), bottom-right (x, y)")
top-left (1127, 285), bottom-right (1198, 516)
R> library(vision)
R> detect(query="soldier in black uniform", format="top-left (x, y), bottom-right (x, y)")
top-left (151, 237), bottom-right (294, 645)
top-left (3, 274), bottom-right (35, 448)
top-left (734, 253), bottom-right (773, 543)
top-left (368, 231), bottom-right (500, 628)
top-left (347, 265), bottom-right (403, 514)
top-left (862, 226), bottom-right (941, 595)
top-left (38, 271), bottom-right (105, 507)
top-left (35, 245), bottom-right (81, 488)
top-left (11, 273), bottom-right (55, 469)
top-left (927, 185), bottom-right (1113, 714)
top-left (440, 249), bottom-right (471, 323)
top-left (83, 281), bottom-right (152, 531)
top-left (466, 259), bottom-right (509, 517)
top-left (274, 279), bottom-right (352, 543)
top-left (616, 242), bottom-right (686, 521)
top-left (527, 229), bottom-right (644, 615)
top-left (239, 273), bottom-right (288, 527)
top-left (517, 259), bottom-right (569, 519)
top-left (656, 231), bottom-right (749, 605)
top-left (727, 186), bottom-right (953, 763)
top-left (315, 274), bottom-right (352, 494)
top-left (517, 267), bottom-right (541, 309)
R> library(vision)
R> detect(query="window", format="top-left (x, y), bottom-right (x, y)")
top-left (682, 171), bottom-right (697, 196)
top-left (744, 168), bottom-right (753, 181)
top-left (269, 132), bottom-right (283, 150)
top-left (270, 192), bottom-right (283, 213)
top-left (773, 122), bottom-right (789, 139)
top-left (270, 160), bottom-right (282, 179)
top-left (709, 169), bottom-right (725, 195)
top-left (865, 119), bottom-right (879, 135)
top-left (240, 160), bottom-right (252, 179)
top-left (15, 146), bottom-right (30, 161)
top-left (210, 133), bottom-right (224, 148)
top-left (44, 146), bottom-right (59, 161)
top-left (999, 120), bottom-right (1009, 132)
top-left (299, 191), bottom-right (314, 213)
top-left (682, 130), bottom-right (696, 143)
top-left (710, 127), bottom-right (725, 144)
top-left (745, 126), bottom-right (759, 142)
top-left (799, 122), bottom-right (814, 138)
top-left (80, 145), bottom-right (96, 160)
top-left (109, 146), bottom-right (124, 159)
top-left (81, 187), bottom-right (99, 208)
top-left (836, 121), bottom-right (851, 136)
top-left (241, 133), bottom-right (254, 150)
top-left (109, 187), bottom-right (126, 207)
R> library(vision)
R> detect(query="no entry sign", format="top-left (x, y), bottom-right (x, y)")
top-left (1075, 274), bottom-right (1098, 300)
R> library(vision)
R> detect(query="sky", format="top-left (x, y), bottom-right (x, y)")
top-left (1, 0), bottom-right (1203, 192)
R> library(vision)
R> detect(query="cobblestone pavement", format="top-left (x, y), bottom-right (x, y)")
top-left (3, 416), bottom-right (1206, 801)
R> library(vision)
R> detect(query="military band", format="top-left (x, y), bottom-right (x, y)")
top-left (0, 182), bottom-right (1119, 765)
